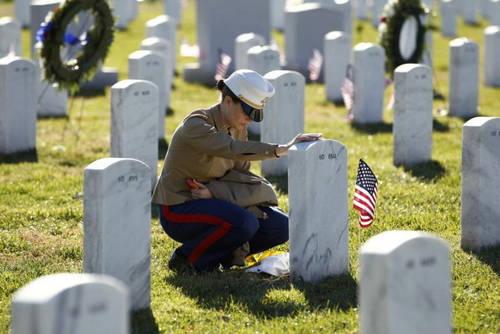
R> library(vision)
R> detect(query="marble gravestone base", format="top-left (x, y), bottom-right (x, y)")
top-left (354, 0), bottom-right (368, 19)
top-left (183, 0), bottom-right (271, 84)
top-left (0, 56), bottom-right (37, 155)
top-left (393, 64), bottom-right (433, 166)
top-left (128, 50), bottom-right (167, 140)
top-left (449, 38), bottom-right (479, 118)
top-left (261, 70), bottom-right (305, 176)
top-left (288, 140), bottom-right (349, 283)
top-left (324, 31), bottom-right (351, 102)
top-left (439, 0), bottom-right (457, 38)
top-left (11, 273), bottom-right (129, 334)
top-left (146, 15), bottom-right (177, 75)
top-left (15, 0), bottom-right (31, 27)
top-left (461, 117), bottom-right (500, 250)
top-left (235, 33), bottom-right (266, 71)
top-left (484, 26), bottom-right (500, 87)
top-left (0, 17), bottom-right (22, 58)
top-left (479, 0), bottom-right (490, 19)
top-left (112, 0), bottom-right (135, 30)
top-left (360, 231), bottom-right (451, 334)
top-left (84, 158), bottom-right (151, 311)
top-left (111, 79), bottom-right (159, 188)
top-left (285, 3), bottom-right (349, 80)
top-left (352, 43), bottom-right (385, 124)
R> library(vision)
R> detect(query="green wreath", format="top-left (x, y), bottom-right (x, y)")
top-left (378, 0), bottom-right (428, 77)
top-left (37, 0), bottom-right (115, 92)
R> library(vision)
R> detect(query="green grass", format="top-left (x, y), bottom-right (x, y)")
top-left (1, 1), bottom-right (499, 333)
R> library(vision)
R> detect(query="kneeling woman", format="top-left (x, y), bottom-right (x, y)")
top-left (152, 69), bottom-right (321, 273)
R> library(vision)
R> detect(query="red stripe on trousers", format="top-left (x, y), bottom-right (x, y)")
top-left (161, 205), bottom-right (232, 264)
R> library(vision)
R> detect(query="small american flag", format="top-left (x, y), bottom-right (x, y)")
top-left (214, 49), bottom-right (232, 81)
top-left (353, 159), bottom-right (378, 228)
top-left (308, 49), bottom-right (323, 82)
top-left (341, 64), bottom-right (354, 111)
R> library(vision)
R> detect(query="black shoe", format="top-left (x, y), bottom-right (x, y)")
top-left (168, 250), bottom-right (196, 274)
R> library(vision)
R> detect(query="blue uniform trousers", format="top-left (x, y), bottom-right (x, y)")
top-left (159, 199), bottom-right (289, 271)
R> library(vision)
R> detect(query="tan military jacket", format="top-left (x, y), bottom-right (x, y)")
top-left (151, 104), bottom-right (279, 206)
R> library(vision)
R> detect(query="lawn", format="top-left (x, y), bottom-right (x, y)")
top-left (0, 0), bottom-right (499, 333)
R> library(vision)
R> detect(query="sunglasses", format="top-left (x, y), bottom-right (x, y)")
top-left (239, 100), bottom-right (263, 122)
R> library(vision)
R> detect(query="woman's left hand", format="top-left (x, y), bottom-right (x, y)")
top-left (190, 179), bottom-right (213, 199)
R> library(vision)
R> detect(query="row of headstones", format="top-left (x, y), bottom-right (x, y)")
top-left (11, 126), bottom-right (499, 332)
top-left (7, 230), bottom-right (451, 334)
top-left (440, 0), bottom-right (500, 29)
top-left (12, 0), bottom-right (182, 28)
top-left (0, 4), bottom-right (181, 155)
top-left (184, 0), bottom-right (351, 84)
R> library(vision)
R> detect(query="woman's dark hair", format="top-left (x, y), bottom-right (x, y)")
top-left (216, 80), bottom-right (240, 103)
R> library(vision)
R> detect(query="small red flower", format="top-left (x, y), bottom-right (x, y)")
top-left (380, 16), bottom-right (387, 23)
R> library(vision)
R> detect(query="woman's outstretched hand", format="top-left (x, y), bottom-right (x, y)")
top-left (275, 133), bottom-right (322, 157)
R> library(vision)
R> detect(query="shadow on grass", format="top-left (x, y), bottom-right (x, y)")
top-left (158, 139), bottom-right (169, 160)
top-left (265, 173), bottom-right (288, 194)
top-left (0, 149), bottom-right (38, 164)
top-left (166, 107), bottom-right (174, 116)
top-left (471, 245), bottom-right (500, 276)
top-left (132, 308), bottom-right (160, 334)
top-left (402, 160), bottom-right (446, 182)
top-left (351, 122), bottom-right (392, 134)
top-left (166, 271), bottom-right (357, 318)
top-left (75, 88), bottom-right (106, 97)
top-left (433, 118), bottom-right (450, 132)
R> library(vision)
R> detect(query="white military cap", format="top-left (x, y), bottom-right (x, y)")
top-left (224, 69), bottom-right (275, 110)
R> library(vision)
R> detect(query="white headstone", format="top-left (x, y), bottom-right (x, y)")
top-left (141, 37), bottom-right (174, 99)
top-left (235, 33), bottom-right (266, 70)
top-left (393, 64), bottom-right (433, 166)
top-left (360, 231), bottom-right (451, 334)
top-left (84, 157), bottom-right (151, 311)
top-left (112, 0), bottom-right (134, 30)
top-left (439, 0), bottom-right (457, 38)
top-left (12, 273), bottom-right (129, 334)
top-left (288, 139), bottom-right (349, 283)
top-left (460, 0), bottom-right (477, 24)
top-left (0, 56), bottom-right (37, 154)
top-left (461, 117), bottom-right (500, 250)
top-left (371, 0), bottom-right (387, 27)
top-left (128, 50), bottom-right (168, 140)
top-left (111, 79), bottom-right (159, 188)
top-left (271, 0), bottom-right (286, 30)
top-left (0, 17), bottom-right (22, 58)
top-left (15, 0), bottom-right (31, 27)
top-left (479, 0), bottom-right (490, 19)
top-left (421, 0), bottom-right (433, 9)
top-left (146, 15), bottom-right (177, 74)
top-left (164, 0), bottom-right (182, 24)
top-left (285, 3), bottom-right (350, 78)
top-left (183, 0), bottom-right (271, 84)
top-left (261, 70), bottom-right (305, 176)
top-left (449, 38), bottom-right (479, 118)
top-left (247, 45), bottom-right (281, 75)
top-left (30, 0), bottom-right (68, 118)
top-left (324, 31), bottom-right (351, 102)
top-left (489, 0), bottom-right (500, 25)
top-left (484, 26), bottom-right (500, 87)
top-left (352, 43), bottom-right (385, 124)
